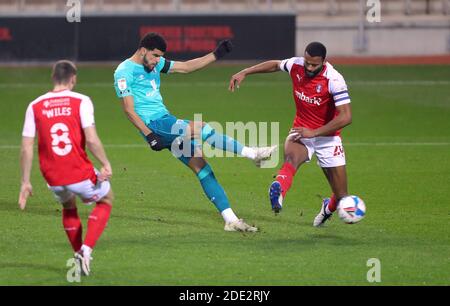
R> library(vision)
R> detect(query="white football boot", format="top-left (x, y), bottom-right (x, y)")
top-left (224, 219), bottom-right (258, 232)
top-left (253, 145), bottom-right (278, 167)
top-left (313, 198), bottom-right (333, 227)
top-left (74, 248), bottom-right (93, 276)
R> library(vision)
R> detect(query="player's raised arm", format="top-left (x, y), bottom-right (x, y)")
top-left (228, 60), bottom-right (282, 92)
top-left (170, 40), bottom-right (233, 74)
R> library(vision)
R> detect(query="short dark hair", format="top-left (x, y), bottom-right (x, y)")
top-left (305, 42), bottom-right (327, 60)
top-left (139, 32), bottom-right (167, 52)
top-left (52, 60), bottom-right (77, 84)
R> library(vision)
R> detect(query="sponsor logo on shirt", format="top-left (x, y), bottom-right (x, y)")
top-left (295, 90), bottom-right (322, 106)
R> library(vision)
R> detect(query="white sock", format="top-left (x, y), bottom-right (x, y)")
top-left (81, 244), bottom-right (92, 256)
top-left (221, 208), bottom-right (239, 223)
top-left (241, 146), bottom-right (256, 160)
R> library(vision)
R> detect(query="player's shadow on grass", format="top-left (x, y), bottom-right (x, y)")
top-left (251, 213), bottom-right (312, 227)
top-left (252, 234), bottom-right (363, 249)
top-left (304, 233), bottom-right (362, 246)
top-left (110, 209), bottom-right (217, 229)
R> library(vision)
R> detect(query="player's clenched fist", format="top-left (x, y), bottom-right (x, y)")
top-left (146, 133), bottom-right (165, 151)
top-left (213, 40), bottom-right (233, 60)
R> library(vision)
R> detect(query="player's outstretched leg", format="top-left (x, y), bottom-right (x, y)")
top-left (182, 155), bottom-right (258, 232)
top-left (200, 123), bottom-right (277, 167)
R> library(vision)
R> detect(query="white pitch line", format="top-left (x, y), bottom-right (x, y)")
top-left (1, 142), bottom-right (450, 150)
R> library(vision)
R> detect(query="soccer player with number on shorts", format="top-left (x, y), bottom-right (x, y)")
top-left (229, 42), bottom-right (353, 227)
top-left (19, 60), bottom-right (113, 275)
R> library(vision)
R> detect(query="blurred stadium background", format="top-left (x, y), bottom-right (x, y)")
top-left (0, 0), bottom-right (449, 61)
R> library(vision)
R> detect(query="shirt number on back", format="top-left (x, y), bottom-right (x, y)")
top-left (50, 123), bottom-right (72, 156)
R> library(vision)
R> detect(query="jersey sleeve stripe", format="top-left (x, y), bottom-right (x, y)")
top-left (332, 90), bottom-right (348, 96)
top-left (335, 100), bottom-right (351, 106)
top-left (333, 93), bottom-right (350, 100)
top-left (334, 96), bottom-right (351, 103)
top-left (283, 61), bottom-right (288, 72)
top-left (161, 59), bottom-right (172, 74)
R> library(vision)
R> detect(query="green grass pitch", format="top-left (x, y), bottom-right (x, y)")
top-left (0, 64), bottom-right (449, 285)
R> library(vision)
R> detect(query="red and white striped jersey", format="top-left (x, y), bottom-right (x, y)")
top-left (22, 89), bottom-right (96, 186)
top-left (280, 57), bottom-right (351, 136)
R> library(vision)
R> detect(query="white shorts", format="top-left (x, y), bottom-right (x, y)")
top-left (48, 173), bottom-right (111, 204)
top-left (298, 136), bottom-right (346, 168)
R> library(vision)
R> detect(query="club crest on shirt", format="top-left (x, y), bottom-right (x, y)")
top-left (316, 84), bottom-right (322, 93)
top-left (296, 74), bottom-right (301, 82)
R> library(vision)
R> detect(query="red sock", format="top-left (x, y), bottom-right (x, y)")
top-left (276, 162), bottom-right (297, 197)
top-left (328, 194), bottom-right (338, 212)
top-left (62, 208), bottom-right (82, 252)
top-left (84, 202), bottom-right (112, 249)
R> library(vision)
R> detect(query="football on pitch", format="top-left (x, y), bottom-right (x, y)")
top-left (337, 195), bottom-right (366, 224)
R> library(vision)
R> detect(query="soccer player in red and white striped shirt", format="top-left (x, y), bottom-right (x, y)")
top-left (19, 60), bottom-right (114, 275)
top-left (229, 42), bottom-right (352, 227)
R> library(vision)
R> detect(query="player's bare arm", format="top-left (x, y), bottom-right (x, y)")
top-left (121, 96), bottom-right (165, 151)
top-left (171, 53), bottom-right (216, 74)
top-left (18, 136), bottom-right (34, 209)
top-left (290, 103), bottom-right (352, 140)
top-left (84, 126), bottom-right (112, 181)
top-left (121, 96), bottom-right (153, 136)
top-left (171, 40), bottom-right (233, 74)
top-left (229, 60), bottom-right (281, 92)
